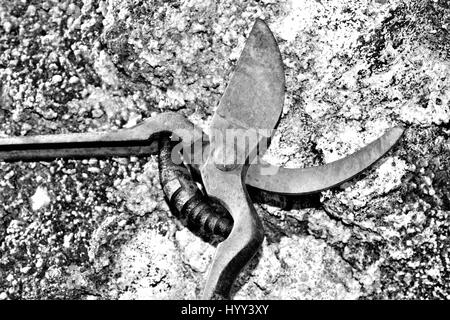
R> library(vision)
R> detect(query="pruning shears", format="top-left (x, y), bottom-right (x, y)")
top-left (0, 19), bottom-right (404, 299)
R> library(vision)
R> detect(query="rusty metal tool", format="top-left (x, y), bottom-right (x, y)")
top-left (0, 19), bottom-right (404, 299)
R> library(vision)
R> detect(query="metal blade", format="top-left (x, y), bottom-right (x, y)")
top-left (245, 126), bottom-right (405, 195)
top-left (209, 18), bottom-right (285, 161)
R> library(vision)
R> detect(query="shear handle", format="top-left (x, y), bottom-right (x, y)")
top-left (200, 160), bottom-right (264, 299)
top-left (0, 112), bottom-right (204, 161)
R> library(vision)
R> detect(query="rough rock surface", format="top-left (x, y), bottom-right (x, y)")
top-left (0, 0), bottom-right (449, 299)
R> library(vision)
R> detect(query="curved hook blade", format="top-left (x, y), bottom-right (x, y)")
top-left (246, 126), bottom-right (405, 195)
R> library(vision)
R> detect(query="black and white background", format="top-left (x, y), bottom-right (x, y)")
top-left (0, 0), bottom-right (449, 300)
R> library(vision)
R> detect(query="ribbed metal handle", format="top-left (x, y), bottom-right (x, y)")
top-left (158, 135), bottom-right (233, 238)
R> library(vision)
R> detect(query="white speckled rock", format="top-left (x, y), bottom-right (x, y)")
top-left (1, 0), bottom-right (450, 300)
top-left (30, 187), bottom-right (51, 211)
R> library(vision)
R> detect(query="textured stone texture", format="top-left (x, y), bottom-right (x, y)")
top-left (0, 0), bottom-right (449, 299)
